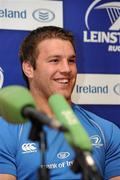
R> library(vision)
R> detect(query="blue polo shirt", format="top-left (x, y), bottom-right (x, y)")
top-left (0, 104), bottom-right (120, 180)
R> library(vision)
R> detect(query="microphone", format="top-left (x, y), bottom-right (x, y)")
top-left (48, 93), bottom-right (92, 151)
top-left (0, 85), bottom-right (66, 131)
top-left (48, 94), bottom-right (103, 179)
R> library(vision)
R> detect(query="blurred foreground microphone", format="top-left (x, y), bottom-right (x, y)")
top-left (48, 93), bottom-right (92, 151)
top-left (48, 94), bottom-right (103, 179)
top-left (0, 85), bottom-right (65, 131)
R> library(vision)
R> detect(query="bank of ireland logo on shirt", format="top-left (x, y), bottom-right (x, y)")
top-left (57, 152), bottom-right (70, 159)
top-left (83, 0), bottom-right (120, 52)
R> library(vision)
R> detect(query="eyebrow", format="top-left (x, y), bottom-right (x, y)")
top-left (69, 55), bottom-right (76, 58)
top-left (47, 54), bottom-right (76, 59)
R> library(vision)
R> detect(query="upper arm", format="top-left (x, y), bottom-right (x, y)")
top-left (0, 119), bottom-right (17, 177)
top-left (105, 124), bottom-right (120, 179)
top-left (0, 174), bottom-right (16, 180)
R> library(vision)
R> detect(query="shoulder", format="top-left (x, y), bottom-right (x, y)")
top-left (72, 104), bottom-right (120, 146)
top-left (72, 104), bottom-right (120, 178)
top-left (0, 117), bottom-right (19, 151)
top-left (0, 116), bottom-right (24, 137)
top-left (72, 104), bottom-right (120, 130)
top-left (0, 117), bottom-right (31, 151)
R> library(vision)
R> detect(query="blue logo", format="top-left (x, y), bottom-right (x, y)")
top-left (83, 0), bottom-right (120, 52)
top-left (90, 135), bottom-right (103, 148)
top-left (32, 9), bottom-right (55, 22)
top-left (85, 0), bottom-right (120, 30)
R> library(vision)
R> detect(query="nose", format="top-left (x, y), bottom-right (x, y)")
top-left (60, 59), bottom-right (71, 74)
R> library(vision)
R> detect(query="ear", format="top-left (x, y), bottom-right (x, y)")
top-left (22, 61), bottom-right (34, 78)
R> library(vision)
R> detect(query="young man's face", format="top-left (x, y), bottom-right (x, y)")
top-left (25, 38), bottom-right (77, 102)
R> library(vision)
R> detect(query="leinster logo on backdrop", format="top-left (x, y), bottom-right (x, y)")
top-left (0, 67), bottom-right (4, 88)
top-left (83, 0), bottom-right (120, 52)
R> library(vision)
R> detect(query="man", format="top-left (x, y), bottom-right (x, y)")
top-left (0, 26), bottom-right (120, 180)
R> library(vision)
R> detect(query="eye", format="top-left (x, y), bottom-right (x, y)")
top-left (49, 58), bottom-right (59, 63)
top-left (68, 58), bottom-right (76, 64)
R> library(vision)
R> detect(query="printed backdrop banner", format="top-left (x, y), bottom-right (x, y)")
top-left (0, 0), bottom-right (120, 127)
top-left (72, 74), bottom-right (120, 104)
top-left (0, 1), bottom-right (63, 30)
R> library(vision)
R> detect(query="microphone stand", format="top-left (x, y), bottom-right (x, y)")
top-left (22, 107), bottom-right (103, 180)
top-left (22, 106), bottom-right (68, 180)
top-left (23, 107), bottom-right (50, 180)
top-left (29, 120), bottom-right (50, 180)
top-left (71, 147), bottom-right (103, 180)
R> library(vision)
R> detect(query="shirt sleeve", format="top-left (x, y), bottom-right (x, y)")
top-left (0, 118), bottom-right (17, 176)
top-left (104, 123), bottom-right (120, 179)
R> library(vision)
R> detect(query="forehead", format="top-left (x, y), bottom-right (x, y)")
top-left (37, 38), bottom-right (75, 54)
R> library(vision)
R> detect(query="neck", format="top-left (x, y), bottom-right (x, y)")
top-left (30, 89), bottom-right (54, 118)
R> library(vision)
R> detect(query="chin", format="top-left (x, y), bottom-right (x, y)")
top-left (60, 92), bottom-right (71, 101)
top-left (53, 89), bottom-right (71, 99)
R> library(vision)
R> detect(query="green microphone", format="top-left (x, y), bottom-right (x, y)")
top-left (48, 94), bottom-right (103, 178)
top-left (0, 85), bottom-right (36, 123)
top-left (48, 93), bottom-right (92, 151)
top-left (0, 85), bottom-right (66, 132)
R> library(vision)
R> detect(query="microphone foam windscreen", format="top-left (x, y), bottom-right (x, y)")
top-left (0, 85), bottom-right (36, 123)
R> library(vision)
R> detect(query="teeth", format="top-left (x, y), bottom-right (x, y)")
top-left (57, 79), bottom-right (69, 84)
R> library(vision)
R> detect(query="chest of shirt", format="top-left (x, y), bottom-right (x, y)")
top-left (16, 127), bottom-right (105, 179)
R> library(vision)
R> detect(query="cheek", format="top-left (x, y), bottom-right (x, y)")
top-left (34, 64), bottom-right (47, 78)
top-left (34, 68), bottom-right (53, 87)
top-left (72, 66), bottom-right (77, 77)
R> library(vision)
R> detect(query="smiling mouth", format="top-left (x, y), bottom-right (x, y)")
top-left (55, 79), bottom-right (70, 84)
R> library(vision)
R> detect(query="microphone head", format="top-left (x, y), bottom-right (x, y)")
top-left (48, 93), bottom-right (92, 151)
top-left (0, 85), bottom-right (36, 123)
top-left (48, 93), bottom-right (80, 127)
